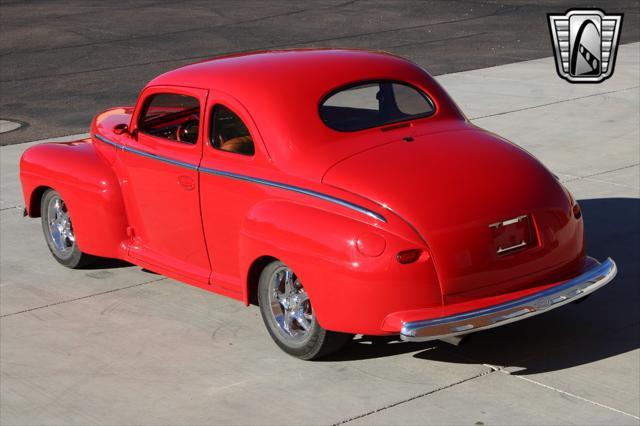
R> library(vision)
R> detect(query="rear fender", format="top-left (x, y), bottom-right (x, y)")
top-left (20, 140), bottom-right (128, 259)
top-left (239, 200), bottom-right (441, 335)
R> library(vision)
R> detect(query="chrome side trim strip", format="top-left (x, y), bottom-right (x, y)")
top-left (198, 166), bottom-right (386, 222)
top-left (94, 134), bottom-right (386, 222)
top-left (400, 257), bottom-right (617, 342)
top-left (95, 134), bottom-right (198, 170)
top-left (95, 133), bottom-right (119, 148)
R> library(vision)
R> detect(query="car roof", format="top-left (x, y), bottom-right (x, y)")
top-left (150, 49), bottom-right (419, 92)
top-left (147, 49), bottom-right (464, 179)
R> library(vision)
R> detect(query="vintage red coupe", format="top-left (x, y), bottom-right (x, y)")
top-left (20, 49), bottom-right (616, 359)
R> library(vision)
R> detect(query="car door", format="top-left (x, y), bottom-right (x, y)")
top-left (199, 92), bottom-right (271, 297)
top-left (120, 86), bottom-right (211, 284)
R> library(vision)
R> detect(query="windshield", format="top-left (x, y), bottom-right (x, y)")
top-left (319, 81), bottom-right (435, 132)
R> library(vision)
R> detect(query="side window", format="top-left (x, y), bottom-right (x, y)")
top-left (138, 93), bottom-right (200, 144)
top-left (211, 105), bottom-right (255, 156)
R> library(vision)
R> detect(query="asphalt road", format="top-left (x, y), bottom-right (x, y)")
top-left (1, 0), bottom-right (638, 145)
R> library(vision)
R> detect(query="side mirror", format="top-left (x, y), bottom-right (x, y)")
top-left (113, 123), bottom-right (138, 140)
top-left (113, 123), bottom-right (129, 135)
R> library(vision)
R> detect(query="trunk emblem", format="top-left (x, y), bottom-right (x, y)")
top-left (489, 215), bottom-right (533, 255)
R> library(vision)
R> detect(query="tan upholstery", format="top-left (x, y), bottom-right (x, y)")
top-left (220, 135), bottom-right (254, 155)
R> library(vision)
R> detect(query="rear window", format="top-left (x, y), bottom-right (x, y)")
top-left (320, 81), bottom-right (435, 132)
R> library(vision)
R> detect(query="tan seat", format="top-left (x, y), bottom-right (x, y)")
top-left (220, 135), bottom-right (254, 155)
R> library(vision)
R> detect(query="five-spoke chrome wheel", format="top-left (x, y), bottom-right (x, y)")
top-left (46, 195), bottom-right (75, 258)
top-left (268, 266), bottom-right (314, 341)
top-left (258, 260), bottom-right (352, 360)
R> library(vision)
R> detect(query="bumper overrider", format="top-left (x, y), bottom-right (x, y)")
top-left (400, 257), bottom-right (617, 342)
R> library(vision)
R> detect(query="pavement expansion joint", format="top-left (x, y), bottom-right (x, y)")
top-left (469, 85), bottom-right (640, 121)
top-left (561, 163), bottom-right (640, 189)
top-left (0, 277), bottom-right (167, 318)
top-left (333, 368), bottom-right (497, 426)
top-left (500, 370), bottom-right (640, 421)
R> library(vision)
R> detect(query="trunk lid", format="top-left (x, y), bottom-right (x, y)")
top-left (322, 128), bottom-right (584, 300)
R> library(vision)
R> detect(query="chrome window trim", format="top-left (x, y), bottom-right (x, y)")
top-left (94, 134), bottom-right (386, 223)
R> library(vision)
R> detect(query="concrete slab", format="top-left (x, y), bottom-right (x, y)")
top-left (0, 208), bottom-right (161, 316)
top-left (347, 371), bottom-right (638, 426)
top-left (564, 165), bottom-right (640, 191)
top-left (0, 279), bottom-right (489, 426)
top-left (505, 325), bottom-right (640, 418)
top-left (0, 134), bottom-right (87, 210)
top-left (473, 87), bottom-right (640, 178)
top-left (439, 40), bottom-right (640, 121)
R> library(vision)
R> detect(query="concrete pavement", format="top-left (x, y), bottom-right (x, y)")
top-left (1, 43), bottom-right (639, 425)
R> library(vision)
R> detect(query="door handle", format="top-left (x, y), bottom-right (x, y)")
top-left (177, 175), bottom-right (195, 191)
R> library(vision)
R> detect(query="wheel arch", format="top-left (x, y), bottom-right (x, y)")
top-left (27, 185), bottom-right (52, 218)
top-left (246, 255), bottom-right (279, 306)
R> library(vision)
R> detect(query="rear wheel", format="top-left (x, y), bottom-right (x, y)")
top-left (257, 261), bottom-right (352, 360)
top-left (41, 189), bottom-right (94, 269)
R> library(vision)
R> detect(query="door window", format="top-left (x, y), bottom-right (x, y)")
top-left (138, 93), bottom-right (200, 144)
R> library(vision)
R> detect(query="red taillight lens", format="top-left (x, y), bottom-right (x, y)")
top-left (396, 249), bottom-right (422, 264)
top-left (573, 203), bottom-right (582, 219)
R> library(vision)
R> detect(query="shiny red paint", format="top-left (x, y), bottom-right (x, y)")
top-left (20, 49), bottom-right (588, 336)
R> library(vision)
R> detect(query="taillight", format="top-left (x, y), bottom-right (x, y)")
top-left (573, 203), bottom-right (582, 219)
top-left (396, 249), bottom-right (422, 264)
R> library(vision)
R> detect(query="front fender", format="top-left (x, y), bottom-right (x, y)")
top-left (20, 140), bottom-right (128, 259)
top-left (239, 199), bottom-right (441, 335)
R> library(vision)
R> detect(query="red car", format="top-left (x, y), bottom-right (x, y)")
top-left (20, 49), bottom-right (616, 360)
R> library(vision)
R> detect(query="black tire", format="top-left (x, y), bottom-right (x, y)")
top-left (257, 260), bottom-right (352, 360)
top-left (40, 189), bottom-right (94, 269)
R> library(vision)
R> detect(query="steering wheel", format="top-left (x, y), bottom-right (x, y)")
top-left (176, 120), bottom-right (199, 144)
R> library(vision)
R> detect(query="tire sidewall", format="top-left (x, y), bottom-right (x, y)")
top-left (257, 261), bottom-right (326, 359)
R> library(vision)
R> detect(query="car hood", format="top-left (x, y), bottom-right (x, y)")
top-left (322, 128), bottom-right (585, 300)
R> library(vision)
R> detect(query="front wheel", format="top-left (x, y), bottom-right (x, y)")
top-left (257, 261), bottom-right (352, 360)
top-left (41, 189), bottom-right (94, 269)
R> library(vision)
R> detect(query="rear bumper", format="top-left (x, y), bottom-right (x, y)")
top-left (400, 257), bottom-right (617, 342)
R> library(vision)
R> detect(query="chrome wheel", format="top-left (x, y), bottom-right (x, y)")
top-left (268, 266), bottom-right (314, 341)
top-left (258, 260), bottom-right (352, 359)
top-left (46, 195), bottom-right (75, 258)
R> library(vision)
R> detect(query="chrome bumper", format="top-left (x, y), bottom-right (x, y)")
top-left (400, 257), bottom-right (617, 342)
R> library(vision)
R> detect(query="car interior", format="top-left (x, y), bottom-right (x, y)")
top-left (211, 105), bottom-right (255, 156)
top-left (137, 94), bottom-right (256, 157)
top-left (138, 93), bottom-right (201, 144)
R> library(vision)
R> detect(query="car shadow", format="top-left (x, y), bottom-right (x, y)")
top-left (77, 257), bottom-right (133, 270)
top-left (325, 197), bottom-right (640, 374)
